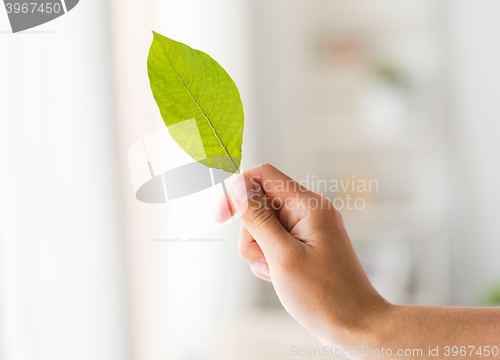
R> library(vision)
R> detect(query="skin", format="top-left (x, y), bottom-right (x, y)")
top-left (214, 163), bottom-right (500, 359)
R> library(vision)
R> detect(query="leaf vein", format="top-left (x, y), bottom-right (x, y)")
top-left (188, 49), bottom-right (195, 90)
top-left (225, 122), bottom-right (242, 151)
top-left (207, 65), bottom-right (218, 118)
top-left (198, 53), bottom-right (207, 103)
top-left (159, 44), bottom-right (238, 173)
top-left (214, 82), bottom-right (230, 130)
top-left (219, 105), bottom-right (239, 138)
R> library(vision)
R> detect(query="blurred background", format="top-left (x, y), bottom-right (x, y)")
top-left (1, 0), bottom-right (500, 359)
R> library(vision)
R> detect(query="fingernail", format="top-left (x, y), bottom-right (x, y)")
top-left (214, 189), bottom-right (234, 223)
top-left (230, 174), bottom-right (256, 204)
top-left (214, 206), bottom-right (221, 222)
top-left (214, 190), bottom-right (224, 222)
top-left (254, 261), bottom-right (270, 277)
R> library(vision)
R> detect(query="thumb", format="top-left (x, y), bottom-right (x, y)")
top-left (229, 174), bottom-right (293, 258)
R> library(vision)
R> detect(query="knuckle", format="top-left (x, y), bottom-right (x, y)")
top-left (257, 162), bottom-right (272, 170)
top-left (246, 204), bottom-right (274, 229)
top-left (308, 196), bottom-right (338, 220)
top-left (328, 204), bottom-right (345, 225)
top-left (284, 196), bottom-right (295, 208)
top-left (262, 163), bottom-right (277, 171)
top-left (255, 163), bottom-right (277, 173)
top-left (335, 207), bottom-right (345, 223)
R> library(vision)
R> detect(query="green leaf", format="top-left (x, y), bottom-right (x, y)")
top-left (147, 31), bottom-right (244, 174)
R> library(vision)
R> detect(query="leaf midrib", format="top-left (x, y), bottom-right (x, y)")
top-left (161, 46), bottom-right (239, 174)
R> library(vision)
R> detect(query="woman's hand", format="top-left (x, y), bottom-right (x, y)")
top-left (214, 163), bottom-right (500, 359)
top-left (214, 163), bottom-right (390, 346)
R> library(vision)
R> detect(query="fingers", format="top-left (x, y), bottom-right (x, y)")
top-left (243, 163), bottom-right (310, 205)
top-left (214, 163), bottom-right (319, 229)
top-left (250, 265), bottom-right (271, 282)
top-left (242, 164), bottom-right (316, 231)
top-left (214, 164), bottom-right (323, 275)
top-left (238, 225), bottom-right (265, 264)
top-left (230, 172), bottom-right (296, 260)
top-left (214, 188), bottom-right (234, 223)
top-left (239, 225), bottom-right (272, 281)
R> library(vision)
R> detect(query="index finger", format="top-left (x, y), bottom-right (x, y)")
top-left (215, 163), bottom-right (318, 231)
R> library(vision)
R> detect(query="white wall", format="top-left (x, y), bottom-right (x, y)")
top-left (447, 0), bottom-right (500, 304)
top-left (0, 2), bottom-right (129, 359)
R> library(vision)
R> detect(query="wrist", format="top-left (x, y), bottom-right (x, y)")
top-left (360, 298), bottom-right (398, 345)
top-left (323, 295), bottom-right (397, 350)
top-left (353, 296), bottom-right (396, 342)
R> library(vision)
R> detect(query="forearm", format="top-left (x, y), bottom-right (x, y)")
top-left (340, 304), bottom-right (500, 359)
